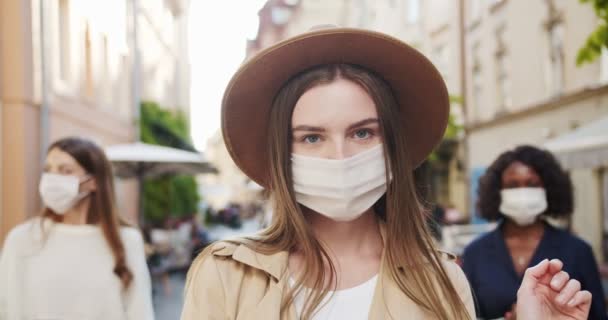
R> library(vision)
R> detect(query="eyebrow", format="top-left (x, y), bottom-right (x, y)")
top-left (292, 118), bottom-right (379, 133)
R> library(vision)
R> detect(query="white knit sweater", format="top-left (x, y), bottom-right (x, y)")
top-left (0, 218), bottom-right (155, 320)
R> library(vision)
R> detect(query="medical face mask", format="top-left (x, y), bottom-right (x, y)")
top-left (499, 187), bottom-right (547, 226)
top-left (291, 144), bottom-right (388, 221)
top-left (39, 173), bottom-right (91, 214)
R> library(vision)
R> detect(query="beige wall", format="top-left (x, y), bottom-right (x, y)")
top-left (0, 0), bottom-right (42, 246)
top-left (259, 0), bottom-right (463, 99)
top-left (282, 0), bottom-right (349, 37)
top-left (571, 169), bottom-right (604, 262)
top-left (465, 0), bottom-right (608, 167)
top-left (138, 0), bottom-right (190, 112)
top-left (465, 0), bottom-right (601, 124)
top-left (198, 131), bottom-right (258, 209)
top-left (468, 89), bottom-right (608, 168)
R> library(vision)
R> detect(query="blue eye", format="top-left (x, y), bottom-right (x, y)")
top-left (354, 129), bottom-right (371, 139)
top-left (304, 135), bottom-right (320, 144)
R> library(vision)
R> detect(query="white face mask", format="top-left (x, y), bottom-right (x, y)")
top-left (291, 144), bottom-right (387, 222)
top-left (499, 187), bottom-right (547, 226)
top-left (39, 173), bottom-right (91, 214)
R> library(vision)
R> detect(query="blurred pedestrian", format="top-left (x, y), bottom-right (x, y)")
top-left (428, 203), bottom-right (445, 241)
top-left (181, 28), bottom-right (591, 320)
top-left (462, 145), bottom-right (606, 319)
top-left (150, 224), bottom-right (173, 296)
top-left (444, 203), bottom-right (465, 225)
top-left (0, 137), bottom-right (154, 319)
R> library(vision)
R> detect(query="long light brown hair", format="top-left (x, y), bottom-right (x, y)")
top-left (263, 63), bottom-right (470, 319)
top-left (42, 137), bottom-right (133, 289)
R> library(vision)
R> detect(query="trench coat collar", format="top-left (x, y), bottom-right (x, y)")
top-left (210, 222), bottom-right (452, 280)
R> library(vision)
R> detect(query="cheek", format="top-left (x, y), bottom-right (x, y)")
top-left (81, 180), bottom-right (97, 192)
top-left (291, 143), bottom-right (326, 157)
top-left (345, 137), bottom-right (382, 154)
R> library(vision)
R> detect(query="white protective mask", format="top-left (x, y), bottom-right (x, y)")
top-left (39, 173), bottom-right (91, 214)
top-left (291, 144), bottom-right (388, 222)
top-left (499, 187), bottom-right (547, 226)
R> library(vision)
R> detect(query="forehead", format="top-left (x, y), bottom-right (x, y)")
top-left (291, 79), bottom-right (377, 126)
top-left (503, 161), bottom-right (539, 178)
top-left (46, 148), bottom-right (80, 167)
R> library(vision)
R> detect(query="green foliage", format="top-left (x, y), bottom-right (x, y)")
top-left (140, 101), bottom-right (200, 223)
top-left (443, 113), bottom-right (464, 140)
top-left (169, 175), bottom-right (200, 215)
top-left (577, 0), bottom-right (608, 65)
top-left (143, 177), bottom-right (171, 222)
top-left (140, 101), bottom-right (192, 148)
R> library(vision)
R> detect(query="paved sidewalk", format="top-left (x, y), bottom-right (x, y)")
top-left (153, 272), bottom-right (186, 320)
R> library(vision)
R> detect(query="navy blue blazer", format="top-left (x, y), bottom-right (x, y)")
top-left (462, 222), bottom-right (607, 320)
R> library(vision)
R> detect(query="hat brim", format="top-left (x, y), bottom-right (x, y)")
top-left (222, 28), bottom-right (449, 187)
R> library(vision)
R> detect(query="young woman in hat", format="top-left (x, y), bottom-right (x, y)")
top-left (181, 28), bottom-right (592, 319)
top-left (0, 137), bottom-right (154, 319)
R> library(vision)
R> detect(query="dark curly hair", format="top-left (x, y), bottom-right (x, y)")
top-left (477, 145), bottom-right (573, 220)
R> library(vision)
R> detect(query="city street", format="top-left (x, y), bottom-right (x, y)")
top-left (0, 0), bottom-right (607, 319)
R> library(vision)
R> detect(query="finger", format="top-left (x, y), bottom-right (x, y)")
top-left (549, 271), bottom-right (570, 291)
top-left (539, 259), bottom-right (564, 286)
top-left (555, 279), bottom-right (581, 306)
top-left (567, 290), bottom-right (592, 308)
top-left (548, 259), bottom-right (563, 275)
top-left (519, 259), bottom-right (549, 293)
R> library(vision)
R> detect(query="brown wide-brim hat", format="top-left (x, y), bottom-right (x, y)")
top-left (222, 27), bottom-right (449, 187)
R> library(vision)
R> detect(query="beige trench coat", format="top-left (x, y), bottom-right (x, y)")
top-left (180, 237), bottom-right (475, 319)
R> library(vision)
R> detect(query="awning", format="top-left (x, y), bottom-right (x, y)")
top-left (105, 142), bottom-right (218, 179)
top-left (544, 116), bottom-right (608, 169)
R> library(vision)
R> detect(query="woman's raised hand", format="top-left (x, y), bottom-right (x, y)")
top-left (516, 259), bottom-right (592, 320)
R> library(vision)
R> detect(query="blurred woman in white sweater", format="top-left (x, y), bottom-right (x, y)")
top-left (0, 137), bottom-right (154, 320)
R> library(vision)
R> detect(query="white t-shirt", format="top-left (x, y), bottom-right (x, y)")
top-left (0, 218), bottom-right (155, 320)
top-left (291, 274), bottom-right (378, 320)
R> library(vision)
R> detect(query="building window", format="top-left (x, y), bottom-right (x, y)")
top-left (406, 0), bottom-right (420, 24)
top-left (101, 35), bottom-right (111, 105)
top-left (543, 0), bottom-right (564, 96)
top-left (58, 0), bottom-right (71, 82)
top-left (471, 43), bottom-right (483, 120)
top-left (271, 6), bottom-right (292, 25)
top-left (84, 22), bottom-right (94, 98)
top-left (495, 27), bottom-right (511, 110)
top-left (433, 44), bottom-right (450, 85)
top-left (489, 0), bottom-right (507, 12)
top-left (470, 0), bottom-right (482, 22)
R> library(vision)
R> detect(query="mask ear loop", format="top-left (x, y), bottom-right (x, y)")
top-left (78, 175), bottom-right (94, 194)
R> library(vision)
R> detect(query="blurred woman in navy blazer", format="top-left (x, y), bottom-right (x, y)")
top-left (462, 145), bottom-right (606, 320)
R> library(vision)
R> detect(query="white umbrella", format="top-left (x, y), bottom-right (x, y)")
top-left (105, 142), bottom-right (218, 225)
top-left (105, 142), bottom-right (217, 179)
